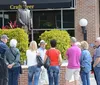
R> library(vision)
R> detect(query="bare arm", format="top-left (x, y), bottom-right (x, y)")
top-left (59, 54), bottom-right (62, 66)
top-left (65, 54), bottom-right (68, 60)
top-left (44, 54), bottom-right (48, 63)
top-left (65, 50), bottom-right (68, 60)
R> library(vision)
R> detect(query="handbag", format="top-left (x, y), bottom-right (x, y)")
top-left (10, 48), bottom-right (22, 74)
top-left (36, 55), bottom-right (43, 67)
top-left (44, 57), bottom-right (50, 68)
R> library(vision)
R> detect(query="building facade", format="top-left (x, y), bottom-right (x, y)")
top-left (0, 0), bottom-right (99, 45)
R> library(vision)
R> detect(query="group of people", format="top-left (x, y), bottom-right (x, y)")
top-left (65, 37), bottom-right (100, 85)
top-left (24, 36), bottom-right (100, 85)
top-left (0, 34), bottom-right (62, 85)
top-left (0, 35), bottom-right (20, 85)
top-left (65, 37), bottom-right (91, 85)
top-left (0, 0), bottom-right (100, 85)
top-left (0, 34), bottom-right (100, 85)
top-left (26, 39), bottom-right (62, 85)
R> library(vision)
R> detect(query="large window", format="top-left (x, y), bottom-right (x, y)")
top-left (4, 12), bottom-right (16, 27)
top-left (63, 10), bottom-right (74, 28)
top-left (67, 30), bottom-right (75, 36)
top-left (0, 12), bottom-right (2, 28)
top-left (33, 10), bottom-right (61, 29)
top-left (33, 10), bottom-right (74, 29)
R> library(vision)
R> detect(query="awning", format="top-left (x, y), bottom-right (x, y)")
top-left (0, 0), bottom-right (74, 10)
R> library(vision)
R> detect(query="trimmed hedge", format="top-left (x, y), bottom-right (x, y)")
top-left (39, 29), bottom-right (71, 59)
top-left (0, 28), bottom-right (29, 63)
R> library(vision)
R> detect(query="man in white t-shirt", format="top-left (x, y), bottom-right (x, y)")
top-left (38, 40), bottom-right (49, 85)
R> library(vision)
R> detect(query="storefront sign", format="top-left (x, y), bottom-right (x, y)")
top-left (10, 5), bottom-right (34, 10)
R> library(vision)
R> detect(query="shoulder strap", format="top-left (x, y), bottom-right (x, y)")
top-left (10, 48), bottom-right (16, 58)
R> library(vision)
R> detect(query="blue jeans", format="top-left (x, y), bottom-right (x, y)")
top-left (28, 65), bottom-right (41, 85)
top-left (47, 66), bottom-right (60, 85)
top-left (8, 66), bottom-right (20, 85)
top-left (80, 71), bottom-right (90, 85)
top-left (94, 66), bottom-right (100, 85)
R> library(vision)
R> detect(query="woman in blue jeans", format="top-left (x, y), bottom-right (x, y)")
top-left (26, 41), bottom-right (41, 85)
top-left (80, 41), bottom-right (92, 85)
top-left (44, 39), bottom-right (62, 85)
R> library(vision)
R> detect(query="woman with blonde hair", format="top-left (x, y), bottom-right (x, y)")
top-left (80, 41), bottom-right (92, 85)
top-left (26, 41), bottom-right (41, 85)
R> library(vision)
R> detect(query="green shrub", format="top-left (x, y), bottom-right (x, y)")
top-left (0, 28), bottom-right (29, 63)
top-left (39, 29), bottom-right (71, 59)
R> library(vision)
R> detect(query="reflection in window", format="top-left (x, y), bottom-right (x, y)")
top-left (67, 30), bottom-right (75, 36)
top-left (0, 12), bottom-right (2, 28)
top-left (33, 11), bottom-right (61, 29)
top-left (4, 12), bottom-right (16, 27)
top-left (63, 10), bottom-right (74, 28)
top-left (56, 12), bottom-right (61, 28)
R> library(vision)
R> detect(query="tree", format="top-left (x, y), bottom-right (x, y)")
top-left (39, 29), bottom-right (71, 59)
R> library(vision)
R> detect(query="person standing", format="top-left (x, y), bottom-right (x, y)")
top-left (5, 39), bottom-right (20, 85)
top-left (44, 39), bottom-right (62, 85)
top-left (0, 34), bottom-right (9, 85)
top-left (93, 37), bottom-right (100, 85)
top-left (38, 40), bottom-right (49, 85)
top-left (65, 37), bottom-right (81, 85)
top-left (80, 41), bottom-right (92, 85)
top-left (26, 41), bottom-right (41, 85)
top-left (17, 1), bottom-right (33, 33)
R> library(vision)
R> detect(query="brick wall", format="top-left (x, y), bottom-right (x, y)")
top-left (18, 66), bottom-right (28, 85)
top-left (75, 0), bottom-right (99, 54)
top-left (59, 66), bottom-right (66, 85)
top-left (18, 65), bottom-right (66, 85)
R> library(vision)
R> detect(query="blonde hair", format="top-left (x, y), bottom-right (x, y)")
top-left (81, 41), bottom-right (89, 50)
top-left (29, 41), bottom-right (37, 51)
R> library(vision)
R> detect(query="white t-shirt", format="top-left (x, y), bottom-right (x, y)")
top-left (26, 50), bottom-right (37, 67)
top-left (37, 47), bottom-right (46, 61)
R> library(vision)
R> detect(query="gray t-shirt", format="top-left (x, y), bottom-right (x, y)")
top-left (94, 46), bottom-right (100, 67)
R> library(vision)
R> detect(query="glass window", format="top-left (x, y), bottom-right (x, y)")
top-left (67, 30), bottom-right (75, 36)
top-left (63, 10), bottom-right (74, 28)
top-left (33, 30), bottom-right (45, 43)
top-left (4, 12), bottom-right (17, 28)
top-left (33, 10), bottom-right (61, 29)
top-left (0, 12), bottom-right (2, 28)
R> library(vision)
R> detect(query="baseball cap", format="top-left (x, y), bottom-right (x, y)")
top-left (38, 40), bottom-right (47, 46)
top-left (1, 35), bottom-right (9, 39)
